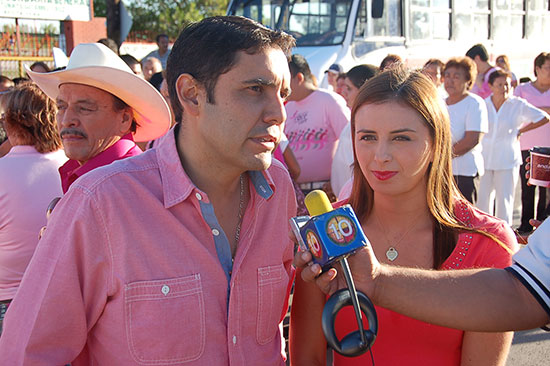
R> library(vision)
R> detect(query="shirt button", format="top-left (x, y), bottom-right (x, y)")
top-left (232, 335), bottom-right (237, 345)
top-left (195, 192), bottom-right (202, 200)
top-left (161, 285), bottom-right (170, 295)
top-left (212, 228), bottom-right (220, 236)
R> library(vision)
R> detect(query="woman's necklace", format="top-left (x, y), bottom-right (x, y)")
top-left (374, 212), bottom-right (420, 262)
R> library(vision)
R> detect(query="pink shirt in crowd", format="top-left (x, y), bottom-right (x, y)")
top-left (0, 127), bottom-right (297, 365)
top-left (0, 146), bottom-right (67, 301)
top-left (514, 82), bottom-right (550, 150)
top-left (59, 133), bottom-right (142, 193)
top-left (470, 67), bottom-right (499, 99)
top-left (284, 89), bottom-right (349, 183)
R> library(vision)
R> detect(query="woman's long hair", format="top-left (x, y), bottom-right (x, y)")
top-left (2, 82), bottom-right (61, 153)
top-left (348, 67), bottom-right (503, 268)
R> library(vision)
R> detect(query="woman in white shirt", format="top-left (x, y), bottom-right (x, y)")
top-left (444, 57), bottom-right (488, 204)
top-left (477, 69), bottom-right (549, 225)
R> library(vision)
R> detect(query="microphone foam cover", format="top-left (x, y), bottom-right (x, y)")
top-left (305, 190), bottom-right (333, 216)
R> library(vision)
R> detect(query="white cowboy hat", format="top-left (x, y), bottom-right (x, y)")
top-left (26, 43), bottom-right (171, 142)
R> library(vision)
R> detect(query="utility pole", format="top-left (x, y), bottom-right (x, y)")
top-left (106, 0), bottom-right (121, 47)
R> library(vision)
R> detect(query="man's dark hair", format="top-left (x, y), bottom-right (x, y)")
top-left (97, 38), bottom-right (119, 55)
top-left (156, 34), bottom-right (169, 43)
top-left (346, 64), bottom-right (379, 89)
top-left (120, 54), bottom-right (140, 69)
top-left (465, 44), bottom-right (489, 62)
top-left (534, 52), bottom-right (550, 77)
top-left (12, 77), bottom-right (29, 85)
top-left (288, 54), bottom-right (314, 83)
top-left (166, 16), bottom-right (295, 122)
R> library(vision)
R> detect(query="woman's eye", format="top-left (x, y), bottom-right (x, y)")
top-left (249, 86), bottom-right (262, 93)
top-left (360, 134), bottom-right (376, 141)
top-left (393, 135), bottom-right (411, 141)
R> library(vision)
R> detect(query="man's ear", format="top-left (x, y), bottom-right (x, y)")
top-left (175, 73), bottom-right (203, 117)
top-left (119, 108), bottom-right (133, 135)
top-left (296, 72), bottom-right (305, 85)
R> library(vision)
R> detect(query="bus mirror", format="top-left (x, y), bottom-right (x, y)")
top-left (372, 0), bottom-right (384, 18)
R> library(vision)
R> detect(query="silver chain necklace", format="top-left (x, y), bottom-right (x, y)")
top-left (374, 212), bottom-right (420, 262)
top-left (234, 174), bottom-right (245, 247)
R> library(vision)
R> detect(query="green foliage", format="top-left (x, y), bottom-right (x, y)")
top-left (94, 0), bottom-right (108, 17)
top-left (128, 0), bottom-right (228, 39)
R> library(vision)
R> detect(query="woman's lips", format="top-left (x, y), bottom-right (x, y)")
top-left (372, 171), bottom-right (397, 181)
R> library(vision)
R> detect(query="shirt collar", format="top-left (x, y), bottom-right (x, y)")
top-left (59, 133), bottom-right (139, 193)
top-left (158, 125), bottom-right (275, 208)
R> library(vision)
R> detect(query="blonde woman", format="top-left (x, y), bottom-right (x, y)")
top-left (290, 68), bottom-right (517, 365)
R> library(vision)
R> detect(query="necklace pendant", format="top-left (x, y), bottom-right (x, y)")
top-left (386, 247), bottom-right (398, 261)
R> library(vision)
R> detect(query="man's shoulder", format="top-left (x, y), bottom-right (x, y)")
top-left (267, 158), bottom-right (291, 179)
top-left (70, 150), bottom-right (159, 195)
top-left (313, 89), bottom-right (346, 104)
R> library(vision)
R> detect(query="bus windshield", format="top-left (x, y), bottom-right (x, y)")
top-left (228, 0), bottom-right (354, 46)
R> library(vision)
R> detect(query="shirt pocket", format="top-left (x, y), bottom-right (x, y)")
top-left (256, 264), bottom-right (289, 345)
top-left (124, 274), bottom-right (205, 364)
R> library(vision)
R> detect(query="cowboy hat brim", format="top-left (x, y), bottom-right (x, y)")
top-left (26, 65), bottom-right (171, 142)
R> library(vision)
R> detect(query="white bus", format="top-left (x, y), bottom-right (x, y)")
top-left (227, 0), bottom-right (550, 86)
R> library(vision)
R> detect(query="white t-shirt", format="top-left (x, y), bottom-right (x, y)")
top-left (447, 93), bottom-right (489, 176)
top-left (507, 219), bottom-right (550, 318)
top-left (331, 122), bottom-right (354, 195)
top-left (483, 96), bottom-right (549, 170)
top-left (285, 89), bottom-right (350, 183)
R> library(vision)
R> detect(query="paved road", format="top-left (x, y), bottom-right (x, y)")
top-left (507, 328), bottom-right (550, 365)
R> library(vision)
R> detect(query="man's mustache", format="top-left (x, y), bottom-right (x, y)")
top-left (60, 128), bottom-right (87, 139)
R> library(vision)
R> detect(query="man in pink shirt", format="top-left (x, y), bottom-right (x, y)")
top-left (25, 42), bottom-right (172, 193)
top-left (284, 54), bottom-right (350, 198)
top-left (0, 16), bottom-right (297, 365)
top-left (466, 44), bottom-right (499, 99)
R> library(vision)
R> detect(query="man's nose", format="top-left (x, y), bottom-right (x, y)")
top-left (58, 107), bottom-right (79, 128)
top-left (265, 95), bottom-right (286, 126)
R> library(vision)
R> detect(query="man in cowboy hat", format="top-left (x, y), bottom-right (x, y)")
top-left (0, 16), bottom-right (297, 364)
top-left (25, 42), bottom-right (171, 193)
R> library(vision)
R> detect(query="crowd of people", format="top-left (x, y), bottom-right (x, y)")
top-left (0, 15), bottom-right (548, 365)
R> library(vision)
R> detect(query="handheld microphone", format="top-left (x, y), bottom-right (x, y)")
top-left (293, 190), bottom-right (378, 357)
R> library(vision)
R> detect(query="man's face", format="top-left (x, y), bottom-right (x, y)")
top-left (327, 72), bottom-right (338, 87)
top-left (196, 48), bottom-right (291, 172)
top-left (157, 36), bottom-right (169, 53)
top-left (56, 83), bottom-right (131, 164)
top-left (143, 60), bottom-right (161, 81)
top-left (129, 63), bottom-right (143, 78)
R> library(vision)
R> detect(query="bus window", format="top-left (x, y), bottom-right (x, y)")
top-left (286, 0), bottom-right (354, 46)
top-left (526, 0), bottom-right (550, 38)
top-left (453, 0), bottom-right (489, 40)
top-left (230, 0), bottom-right (283, 29)
top-left (493, 0), bottom-right (525, 40)
top-left (410, 0), bottom-right (451, 40)
top-left (354, 0), bottom-right (401, 39)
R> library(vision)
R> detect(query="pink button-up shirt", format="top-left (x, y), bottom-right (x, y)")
top-left (0, 127), bottom-right (297, 365)
top-left (59, 133), bottom-right (142, 193)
